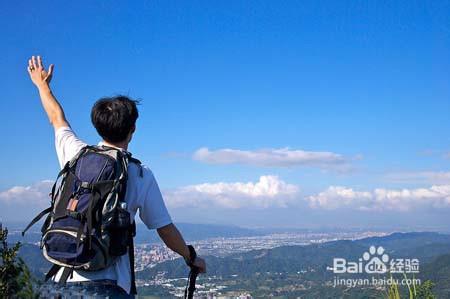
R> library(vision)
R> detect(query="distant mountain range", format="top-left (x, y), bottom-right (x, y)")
top-left (9, 220), bottom-right (440, 245)
top-left (9, 222), bottom-right (263, 245)
top-left (135, 222), bottom-right (264, 244)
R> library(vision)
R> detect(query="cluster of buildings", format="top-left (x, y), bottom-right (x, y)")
top-left (135, 231), bottom-right (389, 270)
top-left (134, 244), bottom-right (179, 271)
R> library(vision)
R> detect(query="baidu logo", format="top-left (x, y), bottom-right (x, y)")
top-left (329, 245), bottom-right (419, 275)
top-left (363, 246), bottom-right (389, 274)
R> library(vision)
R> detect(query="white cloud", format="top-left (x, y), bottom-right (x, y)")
top-left (4, 177), bottom-right (450, 217)
top-left (307, 185), bottom-right (450, 211)
top-left (307, 186), bottom-right (373, 210)
top-left (164, 175), bottom-right (300, 209)
top-left (193, 147), bottom-right (353, 170)
top-left (0, 180), bottom-right (53, 207)
top-left (386, 171), bottom-right (450, 184)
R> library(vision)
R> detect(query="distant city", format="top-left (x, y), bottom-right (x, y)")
top-left (135, 230), bottom-right (389, 270)
top-left (134, 230), bottom-right (389, 297)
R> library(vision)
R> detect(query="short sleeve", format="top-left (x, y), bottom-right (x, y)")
top-left (55, 127), bottom-right (87, 169)
top-left (138, 168), bottom-right (172, 230)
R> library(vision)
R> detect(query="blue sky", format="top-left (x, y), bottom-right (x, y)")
top-left (1, 1), bottom-right (449, 229)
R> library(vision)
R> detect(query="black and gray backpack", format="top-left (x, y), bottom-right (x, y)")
top-left (23, 145), bottom-right (142, 294)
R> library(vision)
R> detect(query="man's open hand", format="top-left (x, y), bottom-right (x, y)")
top-left (27, 56), bottom-right (54, 88)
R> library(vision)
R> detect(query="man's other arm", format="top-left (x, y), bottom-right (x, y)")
top-left (157, 223), bottom-right (206, 273)
top-left (28, 55), bottom-right (69, 130)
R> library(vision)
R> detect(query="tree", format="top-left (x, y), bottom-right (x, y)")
top-left (415, 280), bottom-right (435, 299)
top-left (0, 225), bottom-right (37, 298)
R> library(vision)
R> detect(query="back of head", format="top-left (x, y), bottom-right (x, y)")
top-left (91, 95), bottom-right (139, 143)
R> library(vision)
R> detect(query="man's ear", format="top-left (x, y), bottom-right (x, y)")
top-left (127, 125), bottom-right (136, 143)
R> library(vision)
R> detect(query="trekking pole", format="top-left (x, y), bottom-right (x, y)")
top-left (184, 265), bottom-right (200, 299)
top-left (184, 245), bottom-right (200, 299)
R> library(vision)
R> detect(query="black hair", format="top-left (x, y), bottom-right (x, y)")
top-left (91, 95), bottom-right (139, 143)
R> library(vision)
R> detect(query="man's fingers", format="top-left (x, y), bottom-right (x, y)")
top-left (37, 55), bottom-right (42, 68)
top-left (47, 64), bottom-right (54, 77)
top-left (37, 56), bottom-right (43, 69)
top-left (28, 59), bottom-right (33, 68)
top-left (31, 56), bottom-right (37, 69)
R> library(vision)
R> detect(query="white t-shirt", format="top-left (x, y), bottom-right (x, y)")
top-left (52, 127), bottom-right (172, 294)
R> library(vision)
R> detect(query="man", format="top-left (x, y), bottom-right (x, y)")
top-left (27, 56), bottom-right (206, 297)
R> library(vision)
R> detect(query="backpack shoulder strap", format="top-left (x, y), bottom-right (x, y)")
top-left (22, 207), bottom-right (52, 236)
top-left (128, 221), bottom-right (137, 294)
top-left (125, 153), bottom-right (143, 178)
top-left (58, 267), bottom-right (74, 284)
top-left (44, 264), bottom-right (61, 282)
top-left (95, 145), bottom-right (143, 178)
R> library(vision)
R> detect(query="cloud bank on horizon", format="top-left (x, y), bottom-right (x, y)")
top-left (2, 176), bottom-right (450, 223)
top-left (307, 185), bottom-right (450, 211)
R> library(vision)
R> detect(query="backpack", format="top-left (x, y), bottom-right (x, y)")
top-left (22, 145), bottom-right (142, 294)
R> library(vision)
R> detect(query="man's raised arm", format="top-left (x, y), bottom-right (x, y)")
top-left (28, 55), bottom-right (69, 130)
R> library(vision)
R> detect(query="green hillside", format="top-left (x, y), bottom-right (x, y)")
top-left (18, 232), bottom-right (450, 297)
top-left (137, 232), bottom-right (450, 298)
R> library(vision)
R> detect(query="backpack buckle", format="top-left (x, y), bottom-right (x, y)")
top-left (80, 182), bottom-right (92, 190)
